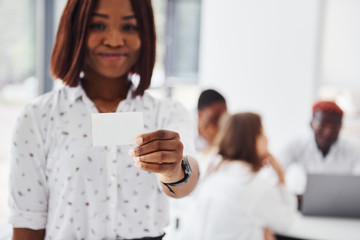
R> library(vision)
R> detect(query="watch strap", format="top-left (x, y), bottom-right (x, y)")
top-left (161, 156), bottom-right (192, 195)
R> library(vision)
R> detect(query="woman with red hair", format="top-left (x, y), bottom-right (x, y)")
top-left (279, 100), bottom-right (360, 195)
top-left (8, 0), bottom-right (199, 239)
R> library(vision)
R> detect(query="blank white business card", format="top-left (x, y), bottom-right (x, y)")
top-left (91, 112), bottom-right (144, 146)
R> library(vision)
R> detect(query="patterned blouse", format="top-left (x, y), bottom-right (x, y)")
top-left (9, 84), bottom-right (195, 240)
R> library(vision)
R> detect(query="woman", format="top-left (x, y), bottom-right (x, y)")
top-left (9, 0), bottom-right (199, 239)
top-left (181, 113), bottom-right (296, 240)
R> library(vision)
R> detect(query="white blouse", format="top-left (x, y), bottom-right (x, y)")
top-left (8, 84), bottom-right (195, 240)
top-left (180, 160), bottom-right (297, 240)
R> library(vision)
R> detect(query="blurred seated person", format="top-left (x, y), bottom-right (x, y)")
top-left (280, 101), bottom-right (360, 195)
top-left (164, 90), bottom-right (227, 239)
top-left (196, 89), bottom-right (227, 175)
top-left (196, 89), bottom-right (227, 152)
top-left (181, 113), bottom-right (297, 240)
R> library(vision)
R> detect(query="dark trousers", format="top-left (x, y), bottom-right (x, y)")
top-left (121, 234), bottom-right (165, 240)
top-left (276, 235), bottom-right (310, 240)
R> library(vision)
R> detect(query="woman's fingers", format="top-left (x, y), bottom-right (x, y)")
top-left (134, 150), bottom-right (179, 164)
top-left (135, 161), bottom-right (178, 173)
top-left (264, 228), bottom-right (276, 240)
top-left (130, 139), bottom-right (183, 157)
top-left (135, 129), bottom-right (180, 145)
top-left (264, 154), bottom-right (277, 166)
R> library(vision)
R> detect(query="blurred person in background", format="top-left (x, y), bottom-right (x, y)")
top-left (8, 0), bottom-right (199, 239)
top-left (195, 89), bottom-right (227, 174)
top-left (180, 112), bottom-right (297, 240)
top-left (196, 89), bottom-right (227, 152)
top-left (280, 101), bottom-right (360, 195)
top-left (164, 89), bottom-right (227, 240)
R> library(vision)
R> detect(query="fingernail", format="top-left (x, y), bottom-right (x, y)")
top-left (135, 157), bottom-right (141, 163)
top-left (135, 137), bottom-right (143, 145)
top-left (135, 161), bottom-right (141, 168)
top-left (128, 148), bottom-right (135, 157)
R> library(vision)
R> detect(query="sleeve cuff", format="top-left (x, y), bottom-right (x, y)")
top-left (9, 209), bottom-right (47, 230)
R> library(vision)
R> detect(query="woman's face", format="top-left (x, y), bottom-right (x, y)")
top-left (256, 127), bottom-right (269, 160)
top-left (85, 0), bottom-right (141, 79)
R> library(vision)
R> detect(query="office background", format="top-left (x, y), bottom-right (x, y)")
top-left (0, 0), bottom-right (360, 235)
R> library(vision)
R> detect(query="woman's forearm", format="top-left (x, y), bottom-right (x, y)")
top-left (13, 228), bottom-right (45, 240)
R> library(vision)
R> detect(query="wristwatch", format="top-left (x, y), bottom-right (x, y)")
top-left (161, 156), bottom-right (192, 194)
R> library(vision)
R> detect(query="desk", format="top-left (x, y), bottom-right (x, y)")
top-left (277, 212), bottom-right (360, 240)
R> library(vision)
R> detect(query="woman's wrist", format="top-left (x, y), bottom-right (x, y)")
top-left (157, 162), bottom-right (184, 184)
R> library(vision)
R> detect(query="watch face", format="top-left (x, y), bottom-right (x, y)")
top-left (182, 156), bottom-right (192, 176)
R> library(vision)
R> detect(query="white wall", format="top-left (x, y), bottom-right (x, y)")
top-left (198, 0), bottom-right (322, 153)
top-left (321, 0), bottom-right (360, 90)
top-left (319, 0), bottom-right (360, 142)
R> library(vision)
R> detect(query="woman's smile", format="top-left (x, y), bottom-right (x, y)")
top-left (98, 52), bottom-right (128, 61)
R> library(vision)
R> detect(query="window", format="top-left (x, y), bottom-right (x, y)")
top-left (165, 0), bottom-right (201, 85)
top-left (319, 0), bottom-right (360, 141)
top-left (147, 0), bottom-right (202, 88)
top-left (0, 0), bottom-right (37, 227)
top-left (152, 0), bottom-right (202, 109)
top-left (0, 0), bottom-right (37, 100)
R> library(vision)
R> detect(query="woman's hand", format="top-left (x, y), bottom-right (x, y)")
top-left (264, 228), bottom-right (276, 240)
top-left (128, 129), bottom-right (185, 183)
top-left (262, 153), bottom-right (286, 185)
